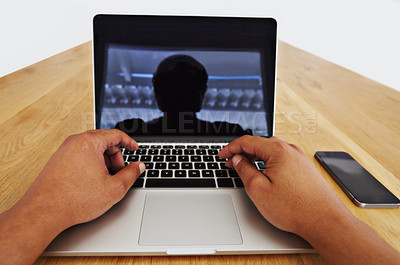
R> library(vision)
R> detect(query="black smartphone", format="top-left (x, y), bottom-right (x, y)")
top-left (315, 151), bottom-right (400, 208)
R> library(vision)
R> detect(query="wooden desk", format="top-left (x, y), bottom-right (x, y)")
top-left (1, 41), bottom-right (399, 265)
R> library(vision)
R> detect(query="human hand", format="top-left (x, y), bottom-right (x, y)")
top-left (218, 135), bottom-right (351, 237)
top-left (17, 129), bottom-right (145, 230)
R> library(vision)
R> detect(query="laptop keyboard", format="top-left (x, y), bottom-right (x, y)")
top-left (119, 143), bottom-right (266, 188)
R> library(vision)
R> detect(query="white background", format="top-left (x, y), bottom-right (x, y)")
top-left (1, 0), bottom-right (399, 91)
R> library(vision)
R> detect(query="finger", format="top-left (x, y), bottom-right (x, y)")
top-left (106, 147), bottom-right (125, 171)
top-left (232, 154), bottom-right (271, 188)
top-left (89, 129), bottom-right (139, 153)
top-left (104, 154), bottom-right (112, 169)
top-left (219, 135), bottom-right (284, 161)
top-left (112, 161), bottom-right (146, 195)
top-left (225, 153), bottom-right (257, 168)
top-left (104, 145), bottom-right (123, 156)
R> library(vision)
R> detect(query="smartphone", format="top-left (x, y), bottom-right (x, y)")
top-left (315, 151), bottom-right (400, 209)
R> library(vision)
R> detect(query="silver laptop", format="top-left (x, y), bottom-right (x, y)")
top-left (45, 14), bottom-right (313, 256)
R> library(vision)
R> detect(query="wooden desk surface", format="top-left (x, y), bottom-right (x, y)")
top-left (1, 41), bottom-right (399, 265)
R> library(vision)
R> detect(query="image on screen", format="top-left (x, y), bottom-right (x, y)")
top-left (99, 44), bottom-right (268, 136)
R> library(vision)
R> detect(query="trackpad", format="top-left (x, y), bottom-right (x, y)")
top-left (139, 193), bottom-right (243, 245)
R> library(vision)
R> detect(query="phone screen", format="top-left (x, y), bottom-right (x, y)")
top-left (315, 151), bottom-right (400, 207)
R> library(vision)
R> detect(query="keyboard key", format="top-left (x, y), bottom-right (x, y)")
top-left (208, 149), bottom-right (218, 155)
top-left (202, 170), bottom-right (214, 178)
top-left (189, 170), bottom-right (201, 177)
top-left (168, 162), bottom-right (180, 169)
top-left (181, 163), bottom-right (193, 169)
top-left (210, 145), bottom-right (221, 149)
top-left (141, 155), bottom-right (151, 162)
top-left (215, 170), bottom-right (228, 178)
top-left (139, 145), bottom-right (149, 149)
top-left (257, 161), bottom-right (266, 170)
top-left (151, 145), bottom-right (161, 149)
top-left (136, 149), bottom-right (147, 155)
top-left (196, 149), bottom-right (207, 155)
top-left (184, 149), bottom-right (195, 155)
top-left (219, 163), bottom-right (229, 169)
top-left (160, 149), bottom-right (170, 155)
top-left (145, 178), bottom-right (216, 188)
top-left (191, 156), bottom-right (201, 162)
top-left (148, 149), bottom-right (159, 155)
top-left (144, 162), bottom-right (154, 169)
top-left (153, 155), bottom-right (164, 162)
top-left (161, 170), bottom-right (173, 177)
top-left (175, 145), bottom-right (185, 149)
top-left (203, 156), bottom-right (214, 162)
top-left (194, 163), bottom-right (206, 169)
top-left (175, 170), bottom-right (187, 178)
top-left (166, 156), bottom-right (177, 162)
top-left (215, 156), bottom-right (226, 162)
top-left (198, 145), bottom-right (209, 149)
top-left (217, 178), bottom-right (234, 187)
top-left (155, 163), bottom-right (167, 169)
top-left (187, 145), bottom-right (197, 149)
top-left (178, 156), bottom-right (189, 162)
top-left (132, 178), bottom-right (144, 188)
top-left (229, 170), bottom-right (239, 178)
top-left (138, 172), bottom-right (146, 178)
top-left (207, 163), bottom-right (219, 169)
top-left (234, 178), bottom-right (244, 188)
top-left (127, 155), bottom-right (139, 162)
top-left (163, 145), bottom-right (174, 149)
top-left (147, 170), bottom-right (160, 178)
top-left (124, 149), bottom-right (135, 155)
top-left (172, 149), bottom-right (183, 155)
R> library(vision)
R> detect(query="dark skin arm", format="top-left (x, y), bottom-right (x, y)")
top-left (0, 129), bottom-right (145, 265)
top-left (219, 135), bottom-right (400, 265)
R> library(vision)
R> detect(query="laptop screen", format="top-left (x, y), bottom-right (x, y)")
top-left (94, 15), bottom-right (277, 139)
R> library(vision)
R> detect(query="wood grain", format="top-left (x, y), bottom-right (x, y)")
top-left (34, 254), bottom-right (304, 265)
top-left (1, 40), bottom-right (399, 265)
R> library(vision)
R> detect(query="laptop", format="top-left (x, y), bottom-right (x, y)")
top-left (45, 14), bottom-right (313, 256)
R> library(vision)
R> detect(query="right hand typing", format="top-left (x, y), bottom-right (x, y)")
top-left (218, 135), bottom-right (351, 237)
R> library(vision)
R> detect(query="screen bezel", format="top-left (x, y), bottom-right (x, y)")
top-left (93, 14), bottom-right (277, 141)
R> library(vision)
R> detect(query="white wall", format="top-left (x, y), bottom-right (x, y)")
top-left (1, 0), bottom-right (400, 91)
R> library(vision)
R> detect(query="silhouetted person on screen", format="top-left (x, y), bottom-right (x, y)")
top-left (115, 54), bottom-right (248, 135)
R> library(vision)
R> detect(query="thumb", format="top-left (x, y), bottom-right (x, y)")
top-left (232, 154), bottom-right (270, 188)
top-left (113, 161), bottom-right (145, 193)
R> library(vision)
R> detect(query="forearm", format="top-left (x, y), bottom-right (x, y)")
top-left (0, 199), bottom-right (66, 265)
top-left (301, 210), bottom-right (400, 265)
